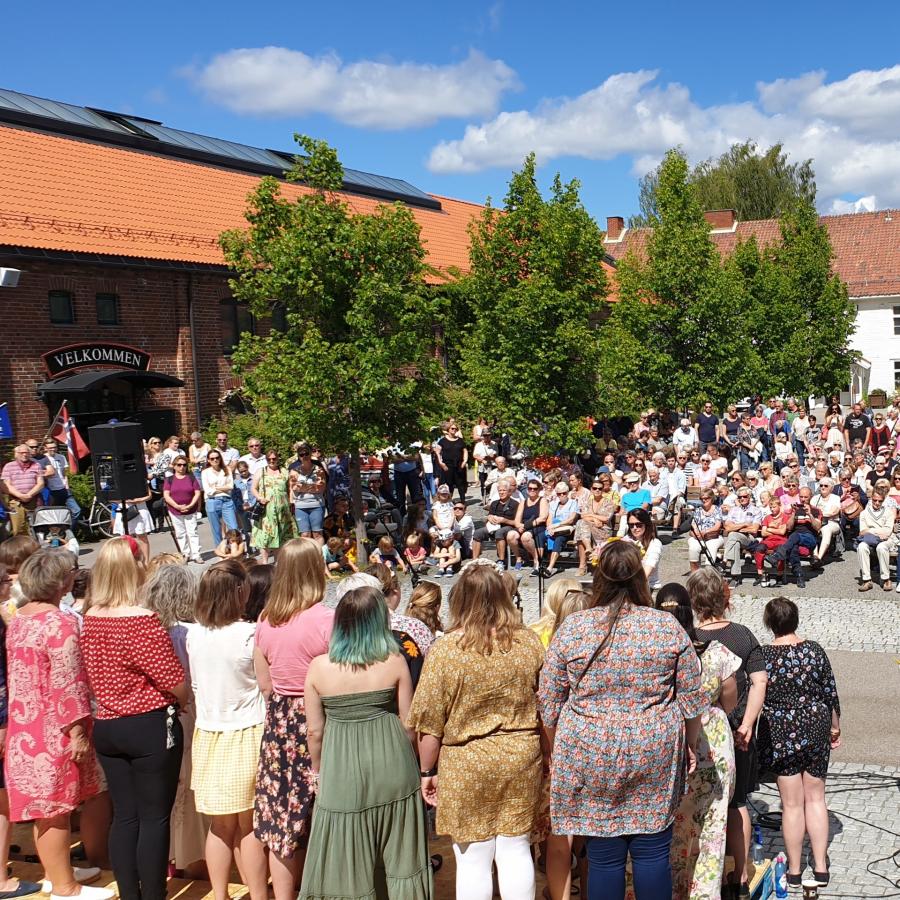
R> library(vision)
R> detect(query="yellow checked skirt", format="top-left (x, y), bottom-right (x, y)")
top-left (191, 723), bottom-right (264, 815)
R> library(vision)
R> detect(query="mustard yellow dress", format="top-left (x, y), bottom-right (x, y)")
top-left (406, 629), bottom-right (545, 844)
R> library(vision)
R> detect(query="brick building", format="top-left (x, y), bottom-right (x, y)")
top-left (0, 88), bottom-right (482, 442)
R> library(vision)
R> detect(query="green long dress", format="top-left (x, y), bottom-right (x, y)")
top-left (250, 466), bottom-right (296, 550)
top-left (298, 687), bottom-right (434, 900)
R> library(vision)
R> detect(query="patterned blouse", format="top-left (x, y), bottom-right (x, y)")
top-left (539, 603), bottom-right (704, 837)
top-left (693, 505), bottom-right (724, 533)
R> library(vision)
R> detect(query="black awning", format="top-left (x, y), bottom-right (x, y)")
top-left (37, 369), bottom-right (185, 394)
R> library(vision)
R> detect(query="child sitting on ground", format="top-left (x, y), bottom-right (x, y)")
top-left (323, 536), bottom-right (358, 575)
top-left (369, 535), bottom-right (407, 572)
top-left (432, 531), bottom-right (461, 577)
top-left (405, 580), bottom-right (443, 636)
top-left (214, 528), bottom-right (247, 560)
top-left (404, 532), bottom-right (428, 570)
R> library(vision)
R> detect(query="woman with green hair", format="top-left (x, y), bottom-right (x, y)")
top-left (298, 585), bottom-right (433, 900)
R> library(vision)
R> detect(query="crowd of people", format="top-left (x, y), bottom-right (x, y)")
top-left (0, 397), bottom-right (859, 899)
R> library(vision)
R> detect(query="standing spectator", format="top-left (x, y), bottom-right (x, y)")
top-left (408, 563), bottom-right (544, 900)
top-left (253, 539), bottom-right (332, 900)
top-left (111, 489), bottom-right (154, 564)
top-left (434, 422), bottom-right (468, 502)
top-left (392, 446), bottom-right (425, 517)
top-left (240, 438), bottom-right (267, 478)
top-left (722, 489), bottom-right (763, 586)
top-left (233, 460), bottom-right (256, 543)
top-left (855, 487), bottom-right (895, 592)
top-left (187, 562), bottom-right (268, 900)
top-left (791, 407), bottom-right (812, 465)
top-left (758, 598), bottom-right (841, 891)
top-left (288, 445), bottom-right (326, 545)
top-left (843, 402), bottom-right (871, 449)
top-left (299, 585), bottom-right (433, 900)
top-left (7, 550), bottom-right (112, 900)
top-left (540, 542), bottom-right (703, 899)
top-left (41, 439), bottom-right (82, 523)
top-left (251, 450), bottom-right (297, 565)
top-left (202, 450), bottom-right (239, 551)
top-left (721, 404), bottom-right (742, 457)
top-left (163, 455), bottom-right (202, 563)
top-left (81, 538), bottom-right (189, 900)
top-left (691, 568), bottom-right (768, 900)
top-left (158, 436), bottom-right (183, 478)
top-left (418, 440), bottom-right (436, 513)
top-left (672, 419), bottom-right (698, 453)
top-left (140, 564), bottom-right (207, 880)
top-left (187, 432), bottom-right (210, 482)
top-left (472, 430), bottom-right (499, 501)
top-left (656, 583), bottom-right (739, 900)
top-left (213, 431), bottom-right (241, 472)
top-left (1, 444), bottom-right (45, 535)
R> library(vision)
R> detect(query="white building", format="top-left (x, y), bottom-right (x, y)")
top-left (603, 208), bottom-right (900, 405)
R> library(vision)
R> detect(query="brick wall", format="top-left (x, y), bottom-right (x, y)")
top-left (0, 259), bottom-right (237, 441)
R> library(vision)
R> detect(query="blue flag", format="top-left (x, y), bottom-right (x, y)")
top-left (0, 404), bottom-right (11, 441)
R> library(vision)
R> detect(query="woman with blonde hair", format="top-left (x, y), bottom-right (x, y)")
top-left (253, 538), bottom-right (332, 900)
top-left (408, 563), bottom-right (545, 900)
top-left (81, 538), bottom-right (188, 900)
top-left (539, 541), bottom-right (703, 899)
top-left (530, 577), bottom-right (587, 648)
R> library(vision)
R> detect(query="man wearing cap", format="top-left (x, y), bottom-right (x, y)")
top-left (672, 418), bottom-right (698, 453)
top-left (722, 489), bottom-right (763, 585)
top-left (617, 472), bottom-right (651, 535)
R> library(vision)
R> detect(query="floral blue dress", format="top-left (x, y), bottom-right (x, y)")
top-left (539, 603), bottom-right (704, 837)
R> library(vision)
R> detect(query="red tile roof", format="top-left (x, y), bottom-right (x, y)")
top-left (604, 210), bottom-right (900, 299)
top-left (0, 125), bottom-right (481, 281)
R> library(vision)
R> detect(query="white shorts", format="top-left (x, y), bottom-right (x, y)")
top-left (113, 502), bottom-right (154, 536)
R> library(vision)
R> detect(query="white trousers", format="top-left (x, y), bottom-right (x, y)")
top-left (817, 521), bottom-right (841, 559)
top-left (857, 540), bottom-right (891, 583)
top-left (687, 536), bottom-right (724, 564)
top-left (170, 512), bottom-right (201, 561)
top-left (452, 834), bottom-right (535, 900)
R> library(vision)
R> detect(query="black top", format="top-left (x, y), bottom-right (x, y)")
top-left (437, 436), bottom-right (466, 469)
top-left (845, 412), bottom-right (871, 443)
top-left (697, 413), bottom-right (719, 443)
top-left (489, 497), bottom-right (520, 522)
top-left (695, 620), bottom-right (765, 729)
top-left (522, 497), bottom-right (543, 526)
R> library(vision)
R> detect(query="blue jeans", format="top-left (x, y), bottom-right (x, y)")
top-left (50, 488), bottom-right (82, 523)
top-left (394, 467), bottom-right (423, 515)
top-left (422, 473), bottom-right (436, 512)
top-left (771, 530), bottom-right (818, 571)
top-left (295, 504), bottom-right (324, 534)
top-left (206, 495), bottom-right (238, 546)
top-left (586, 825), bottom-right (673, 900)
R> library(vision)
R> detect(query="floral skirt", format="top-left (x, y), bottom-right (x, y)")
top-left (253, 693), bottom-right (316, 857)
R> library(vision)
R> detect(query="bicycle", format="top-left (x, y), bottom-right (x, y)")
top-left (79, 495), bottom-right (114, 540)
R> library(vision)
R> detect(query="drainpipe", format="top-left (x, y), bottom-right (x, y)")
top-left (187, 273), bottom-right (202, 424)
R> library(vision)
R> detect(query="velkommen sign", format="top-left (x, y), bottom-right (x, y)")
top-left (42, 342), bottom-right (152, 378)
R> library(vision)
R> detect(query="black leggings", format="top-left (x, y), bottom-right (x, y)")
top-left (438, 465), bottom-right (467, 502)
top-left (92, 707), bottom-right (183, 900)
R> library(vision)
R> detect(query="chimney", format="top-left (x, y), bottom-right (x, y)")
top-left (606, 216), bottom-right (625, 240)
top-left (704, 209), bottom-right (736, 230)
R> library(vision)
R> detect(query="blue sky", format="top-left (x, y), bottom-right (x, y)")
top-left (4, 1), bottom-right (900, 220)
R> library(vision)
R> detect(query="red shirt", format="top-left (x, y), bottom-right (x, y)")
top-left (81, 614), bottom-right (185, 719)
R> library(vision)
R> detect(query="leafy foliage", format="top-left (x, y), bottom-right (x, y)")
top-left (458, 155), bottom-right (607, 452)
top-left (603, 149), bottom-right (856, 410)
top-left (629, 141), bottom-right (815, 227)
top-left (202, 414), bottom-right (293, 461)
top-left (219, 135), bottom-right (446, 543)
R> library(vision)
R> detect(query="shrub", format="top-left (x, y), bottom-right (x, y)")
top-left (203, 414), bottom-right (293, 460)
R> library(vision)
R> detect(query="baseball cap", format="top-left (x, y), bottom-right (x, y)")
top-left (625, 472), bottom-right (641, 483)
top-left (437, 484), bottom-right (450, 495)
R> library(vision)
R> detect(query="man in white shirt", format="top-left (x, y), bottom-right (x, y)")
top-left (239, 437), bottom-right (267, 476)
top-left (645, 465), bottom-right (670, 523)
top-left (672, 419), bottom-right (698, 453)
top-left (215, 431), bottom-right (241, 471)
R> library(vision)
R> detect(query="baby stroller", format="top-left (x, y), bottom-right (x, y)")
top-left (30, 506), bottom-right (79, 554)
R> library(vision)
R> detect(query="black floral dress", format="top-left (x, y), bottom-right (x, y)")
top-left (758, 640), bottom-right (840, 779)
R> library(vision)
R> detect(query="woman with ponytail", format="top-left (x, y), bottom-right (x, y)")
top-left (539, 541), bottom-right (704, 900)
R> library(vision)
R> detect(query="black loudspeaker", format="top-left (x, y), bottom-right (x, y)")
top-left (88, 423), bottom-right (147, 501)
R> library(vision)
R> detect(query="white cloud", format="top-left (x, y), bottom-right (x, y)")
top-left (189, 47), bottom-right (518, 130)
top-left (427, 65), bottom-right (900, 211)
top-left (830, 195), bottom-right (877, 214)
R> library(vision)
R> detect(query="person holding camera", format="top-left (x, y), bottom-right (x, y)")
top-left (764, 487), bottom-right (821, 589)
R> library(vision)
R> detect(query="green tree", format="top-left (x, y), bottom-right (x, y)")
top-left (458, 155), bottom-right (608, 451)
top-left (728, 202), bottom-right (856, 397)
top-left (220, 135), bottom-right (445, 548)
top-left (600, 149), bottom-right (757, 411)
top-left (629, 140), bottom-right (816, 227)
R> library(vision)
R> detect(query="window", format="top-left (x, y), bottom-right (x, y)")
top-left (270, 303), bottom-right (288, 333)
top-left (48, 290), bottom-right (74, 324)
top-left (220, 299), bottom-right (255, 355)
top-left (96, 292), bottom-right (120, 325)
top-left (894, 306), bottom-right (900, 335)
top-left (895, 361), bottom-right (900, 389)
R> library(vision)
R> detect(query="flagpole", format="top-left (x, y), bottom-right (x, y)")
top-left (41, 399), bottom-right (67, 445)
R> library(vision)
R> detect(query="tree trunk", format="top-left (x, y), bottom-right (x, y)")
top-left (349, 450), bottom-right (368, 559)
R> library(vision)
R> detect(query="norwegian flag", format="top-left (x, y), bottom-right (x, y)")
top-left (49, 403), bottom-right (89, 474)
